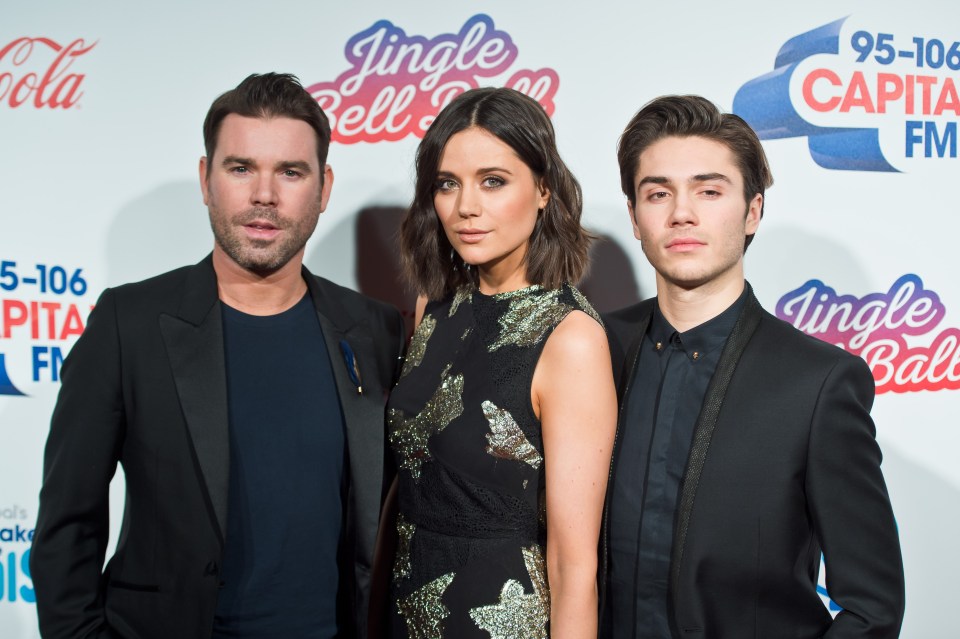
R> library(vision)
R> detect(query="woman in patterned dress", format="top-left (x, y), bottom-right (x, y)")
top-left (385, 87), bottom-right (617, 639)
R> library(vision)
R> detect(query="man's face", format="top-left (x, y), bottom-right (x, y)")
top-left (627, 135), bottom-right (761, 293)
top-left (199, 114), bottom-right (333, 275)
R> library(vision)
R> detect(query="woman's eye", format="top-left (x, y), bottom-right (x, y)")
top-left (482, 176), bottom-right (505, 188)
top-left (435, 178), bottom-right (459, 192)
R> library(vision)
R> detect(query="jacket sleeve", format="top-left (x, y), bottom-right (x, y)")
top-left (807, 354), bottom-right (905, 638)
top-left (31, 288), bottom-right (126, 639)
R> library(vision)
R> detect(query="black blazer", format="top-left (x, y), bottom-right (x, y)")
top-left (600, 285), bottom-right (905, 639)
top-left (31, 255), bottom-right (404, 639)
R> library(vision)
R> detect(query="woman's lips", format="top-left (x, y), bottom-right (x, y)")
top-left (458, 229), bottom-right (489, 244)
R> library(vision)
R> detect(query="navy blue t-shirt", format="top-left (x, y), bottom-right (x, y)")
top-left (213, 292), bottom-right (345, 639)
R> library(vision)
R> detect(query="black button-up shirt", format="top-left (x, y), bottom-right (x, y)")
top-left (608, 289), bottom-right (746, 638)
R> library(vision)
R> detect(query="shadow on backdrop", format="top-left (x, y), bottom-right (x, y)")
top-left (349, 207), bottom-right (645, 335)
top-left (579, 234), bottom-right (644, 313)
top-left (107, 182), bottom-right (211, 286)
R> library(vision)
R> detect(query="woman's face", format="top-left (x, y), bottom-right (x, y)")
top-left (433, 126), bottom-right (549, 293)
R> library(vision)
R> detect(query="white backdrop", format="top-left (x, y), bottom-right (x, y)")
top-left (3, 1), bottom-right (957, 637)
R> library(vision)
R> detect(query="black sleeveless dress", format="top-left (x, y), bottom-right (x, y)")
top-left (387, 283), bottom-right (601, 639)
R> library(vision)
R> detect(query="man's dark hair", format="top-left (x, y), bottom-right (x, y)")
top-left (202, 73), bottom-right (332, 177)
top-left (400, 87), bottom-right (591, 299)
top-left (617, 95), bottom-right (773, 250)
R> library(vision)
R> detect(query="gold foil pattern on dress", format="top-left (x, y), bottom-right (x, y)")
top-left (389, 371), bottom-right (464, 480)
top-left (468, 545), bottom-right (550, 638)
top-left (482, 400), bottom-right (542, 469)
top-left (401, 314), bottom-right (437, 379)
top-left (569, 285), bottom-right (603, 325)
top-left (489, 289), bottom-right (570, 351)
top-left (393, 513), bottom-right (416, 582)
top-left (397, 572), bottom-right (455, 639)
top-left (450, 286), bottom-right (473, 317)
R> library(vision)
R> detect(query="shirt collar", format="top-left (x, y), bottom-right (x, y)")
top-left (649, 286), bottom-right (748, 362)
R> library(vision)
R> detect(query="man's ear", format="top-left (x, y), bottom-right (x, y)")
top-left (199, 156), bottom-right (210, 205)
top-left (627, 200), bottom-right (641, 241)
top-left (745, 193), bottom-right (762, 235)
top-left (319, 164), bottom-right (335, 212)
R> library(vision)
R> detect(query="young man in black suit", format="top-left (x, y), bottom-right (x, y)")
top-left (31, 73), bottom-right (404, 639)
top-left (601, 95), bottom-right (904, 638)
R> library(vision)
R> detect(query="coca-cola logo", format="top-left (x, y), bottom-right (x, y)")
top-left (776, 275), bottom-right (960, 394)
top-left (306, 14), bottom-right (559, 144)
top-left (0, 37), bottom-right (96, 109)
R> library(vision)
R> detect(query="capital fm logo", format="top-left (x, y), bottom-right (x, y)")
top-left (306, 14), bottom-right (559, 143)
top-left (0, 37), bottom-right (96, 109)
top-left (776, 275), bottom-right (960, 393)
top-left (0, 260), bottom-right (94, 396)
top-left (734, 17), bottom-right (959, 171)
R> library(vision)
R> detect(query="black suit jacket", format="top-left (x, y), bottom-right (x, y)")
top-left (31, 255), bottom-right (405, 639)
top-left (600, 285), bottom-right (904, 639)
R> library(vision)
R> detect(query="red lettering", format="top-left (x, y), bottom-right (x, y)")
top-left (2, 301), bottom-right (28, 338)
top-left (840, 71), bottom-right (875, 113)
top-left (0, 37), bottom-right (96, 109)
top-left (875, 73), bottom-right (903, 114)
top-left (0, 299), bottom-right (89, 340)
top-left (861, 329), bottom-right (960, 394)
top-left (59, 305), bottom-right (85, 340)
top-left (802, 68), bottom-right (842, 112)
top-left (41, 302), bottom-right (61, 340)
top-left (934, 78), bottom-right (960, 116)
top-left (905, 75), bottom-right (915, 115)
top-left (916, 75), bottom-right (937, 114)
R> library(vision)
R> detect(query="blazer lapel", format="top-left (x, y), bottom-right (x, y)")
top-left (305, 273), bottom-right (386, 563)
top-left (669, 285), bottom-right (763, 604)
top-left (159, 256), bottom-right (230, 544)
top-left (618, 310), bottom-right (653, 403)
top-left (600, 300), bottom-right (654, 623)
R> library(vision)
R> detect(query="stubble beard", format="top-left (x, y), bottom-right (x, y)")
top-left (209, 204), bottom-right (321, 275)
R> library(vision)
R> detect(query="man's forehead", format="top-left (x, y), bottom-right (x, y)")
top-left (635, 135), bottom-right (741, 182)
top-left (214, 114), bottom-right (319, 160)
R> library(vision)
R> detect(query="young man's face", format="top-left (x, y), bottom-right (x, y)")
top-left (628, 135), bottom-right (761, 293)
top-left (199, 114), bottom-right (334, 275)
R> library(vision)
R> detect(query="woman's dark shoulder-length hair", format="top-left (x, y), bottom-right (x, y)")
top-left (400, 87), bottom-right (591, 300)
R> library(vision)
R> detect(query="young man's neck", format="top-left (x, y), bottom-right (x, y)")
top-left (655, 273), bottom-right (746, 334)
top-left (212, 248), bottom-right (308, 316)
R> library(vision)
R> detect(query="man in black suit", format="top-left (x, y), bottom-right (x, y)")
top-left (31, 73), bottom-right (404, 639)
top-left (600, 95), bottom-right (904, 638)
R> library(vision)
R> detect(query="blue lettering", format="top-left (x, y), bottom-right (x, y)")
top-left (925, 121), bottom-right (957, 158)
top-left (31, 346), bottom-right (65, 382)
top-left (0, 549), bottom-right (36, 604)
top-left (905, 120), bottom-right (923, 157)
top-left (20, 549), bottom-right (34, 603)
top-left (5, 551), bottom-right (12, 602)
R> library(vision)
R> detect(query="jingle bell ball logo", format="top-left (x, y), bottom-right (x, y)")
top-left (0, 37), bottom-right (96, 109)
top-left (734, 16), bottom-right (959, 171)
top-left (776, 275), bottom-right (960, 394)
top-left (306, 14), bottom-right (559, 143)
